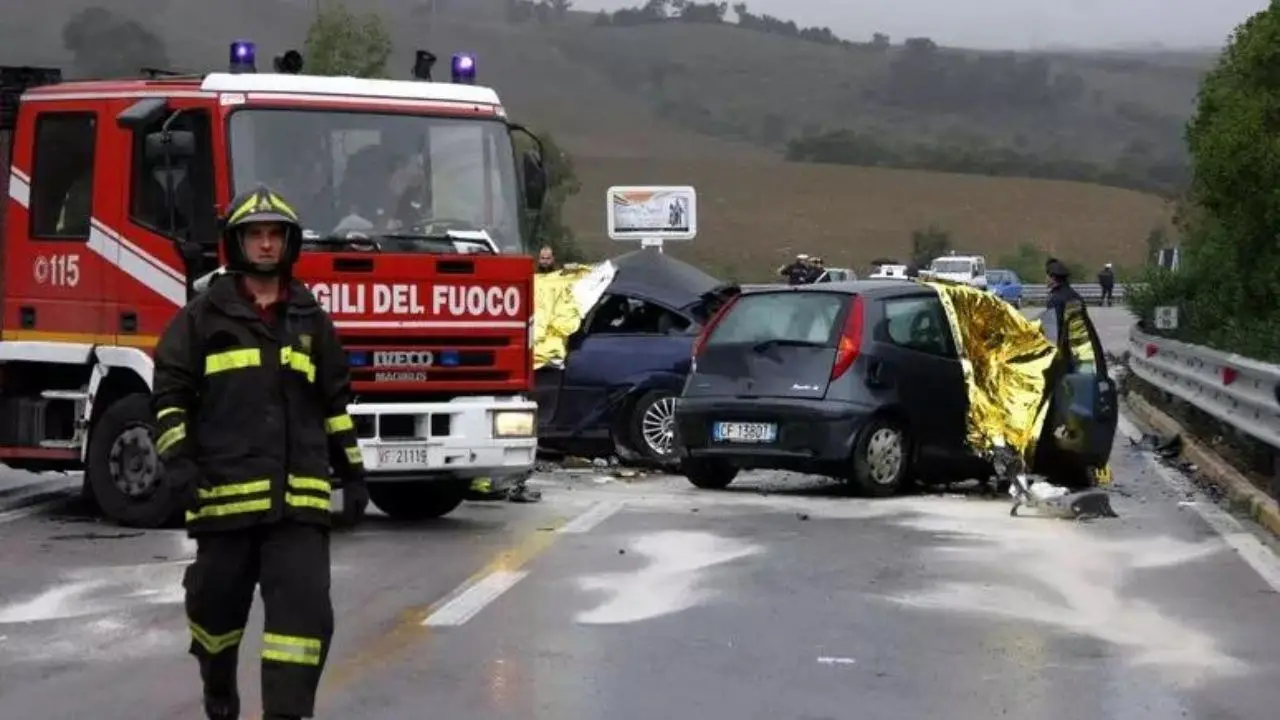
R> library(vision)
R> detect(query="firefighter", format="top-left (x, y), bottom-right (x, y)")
top-left (1044, 257), bottom-right (1097, 373)
top-left (151, 185), bottom-right (369, 720)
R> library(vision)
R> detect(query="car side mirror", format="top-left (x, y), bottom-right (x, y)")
top-left (523, 151), bottom-right (547, 210)
top-left (566, 330), bottom-right (584, 351)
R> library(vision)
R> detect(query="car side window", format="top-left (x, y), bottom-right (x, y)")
top-left (882, 296), bottom-right (952, 357)
top-left (29, 112), bottom-right (96, 240)
top-left (584, 295), bottom-right (690, 336)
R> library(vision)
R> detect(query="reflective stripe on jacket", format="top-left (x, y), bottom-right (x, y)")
top-left (151, 274), bottom-right (364, 533)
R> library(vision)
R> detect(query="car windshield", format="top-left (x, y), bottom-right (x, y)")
top-left (708, 292), bottom-right (847, 346)
top-left (227, 109), bottom-right (526, 253)
top-left (930, 259), bottom-right (974, 274)
top-left (989, 270), bottom-right (1011, 283)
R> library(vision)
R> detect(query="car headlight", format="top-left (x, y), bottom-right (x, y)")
top-left (492, 410), bottom-right (535, 438)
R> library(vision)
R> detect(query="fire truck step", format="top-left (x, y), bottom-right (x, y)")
top-left (38, 439), bottom-right (80, 450)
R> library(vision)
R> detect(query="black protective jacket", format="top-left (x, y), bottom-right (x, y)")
top-left (151, 274), bottom-right (364, 533)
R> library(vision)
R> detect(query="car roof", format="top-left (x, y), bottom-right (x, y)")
top-left (741, 280), bottom-right (931, 298)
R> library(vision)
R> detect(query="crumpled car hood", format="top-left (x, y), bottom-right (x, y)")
top-left (926, 280), bottom-right (1057, 462)
top-left (532, 262), bottom-right (615, 369)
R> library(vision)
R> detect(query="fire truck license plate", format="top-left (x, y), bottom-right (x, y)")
top-left (376, 446), bottom-right (430, 469)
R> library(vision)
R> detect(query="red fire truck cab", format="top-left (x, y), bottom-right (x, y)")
top-left (0, 44), bottom-right (546, 527)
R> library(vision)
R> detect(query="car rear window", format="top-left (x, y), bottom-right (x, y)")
top-left (707, 292), bottom-right (848, 346)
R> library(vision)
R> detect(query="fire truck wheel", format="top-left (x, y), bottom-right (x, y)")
top-left (628, 389), bottom-right (679, 464)
top-left (366, 482), bottom-right (466, 520)
top-left (87, 393), bottom-right (182, 529)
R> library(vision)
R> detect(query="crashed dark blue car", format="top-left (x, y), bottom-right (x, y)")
top-left (534, 249), bottom-right (736, 463)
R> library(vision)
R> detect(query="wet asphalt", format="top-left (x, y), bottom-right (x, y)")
top-left (4, 307), bottom-right (1279, 719)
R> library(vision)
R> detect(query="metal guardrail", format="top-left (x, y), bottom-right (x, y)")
top-left (1127, 325), bottom-right (1280, 451)
top-left (1021, 283), bottom-right (1130, 304)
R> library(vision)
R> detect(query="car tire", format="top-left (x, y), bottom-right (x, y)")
top-left (86, 393), bottom-right (183, 528)
top-left (367, 482), bottom-right (466, 520)
top-left (849, 417), bottom-right (910, 497)
top-left (682, 458), bottom-right (738, 489)
top-left (628, 389), bottom-right (679, 464)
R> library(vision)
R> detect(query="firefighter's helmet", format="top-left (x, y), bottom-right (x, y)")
top-left (221, 185), bottom-right (303, 276)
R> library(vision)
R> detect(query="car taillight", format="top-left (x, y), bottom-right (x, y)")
top-left (830, 295), bottom-right (864, 380)
top-left (691, 295), bottom-right (740, 359)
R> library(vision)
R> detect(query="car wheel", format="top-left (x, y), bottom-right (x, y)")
top-left (86, 393), bottom-right (183, 528)
top-left (367, 482), bottom-right (466, 520)
top-left (628, 389), bottom-right (679, 463)
top-left (682, 458), bottom-right (738, 489)
top-left (850, 417), bottom-right (909, 497)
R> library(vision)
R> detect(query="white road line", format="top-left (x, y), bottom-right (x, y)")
top-left (558, 500), bottom-right (625, 534)
top-left (422, 570), bottom-right (530, 627)
top-left (1119, 413), bottom-right (1280, 593)
top-left (420, 500), bottom-right (624, 627)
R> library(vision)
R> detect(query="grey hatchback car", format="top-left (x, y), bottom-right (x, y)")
top-left (673, 281), bottom-right (1116, 496)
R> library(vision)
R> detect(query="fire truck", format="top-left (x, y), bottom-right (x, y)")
top-left (0, 42), bottom-right (545, 527)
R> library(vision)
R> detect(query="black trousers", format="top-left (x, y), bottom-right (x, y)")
top-left (184, 521), bottom-right (334, 717)
top-left (1100, 286), bottom-right (1114, 305)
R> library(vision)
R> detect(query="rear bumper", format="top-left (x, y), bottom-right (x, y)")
top-left (351, 396), bottom-right (537, 483)
top-left (674, 396), bottom-right (874, 468)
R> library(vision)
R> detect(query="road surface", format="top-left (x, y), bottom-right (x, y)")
top-left (4, 307), bottom-right (1278, 719)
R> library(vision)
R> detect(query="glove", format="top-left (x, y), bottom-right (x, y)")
top-left (165, 459), bottom-right (202, 513)
top-left (339, 479), bottom-right (369, 528)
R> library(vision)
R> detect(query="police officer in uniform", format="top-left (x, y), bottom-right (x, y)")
top-left (151, 185), bottom-right (369, 720)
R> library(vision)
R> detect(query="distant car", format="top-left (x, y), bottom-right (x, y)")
top-left (673, 281), bottom-right (1116, 495)
top-left (987, 268), bottom-right (1024, 307)
top-left (927, 254), bottom-right (987, 289)
top-left (868, 264), bottom-right (910, 280)
top-left (814, 267), bottom-right (856, 283)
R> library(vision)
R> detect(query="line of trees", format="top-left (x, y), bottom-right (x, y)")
top-left (586, 0), bottom-right (858, 49)
top-left (785, 129), bottom-right (1189, 198)
top-left (1127, 5), bottom-right (1280, 361)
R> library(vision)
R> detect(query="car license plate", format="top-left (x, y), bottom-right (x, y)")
top-left (713, 422), bottom-right (777, 443)
top-left (376, 446), bottom-right (429, 468)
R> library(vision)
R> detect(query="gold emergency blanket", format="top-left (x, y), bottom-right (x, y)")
top-left (926, 281), bottom-right (1058, 461)
top-left (532, 263), bottom-right (615, 369)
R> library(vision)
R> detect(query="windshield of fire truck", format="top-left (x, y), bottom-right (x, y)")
top-left (227, 109), bottom-right (526, 253)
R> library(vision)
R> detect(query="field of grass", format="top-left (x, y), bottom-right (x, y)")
top-left (3, 1), bottom-right (1185, 278)
top-left (565, 157), bottom-right (1173, 280)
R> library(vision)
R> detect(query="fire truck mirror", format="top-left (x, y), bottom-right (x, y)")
top-left (522, 151), bottom-right (546, 210)
top-left (144, 129), bottom-right (195, 162)
top-left (116, 97), bottom-right (168, 130)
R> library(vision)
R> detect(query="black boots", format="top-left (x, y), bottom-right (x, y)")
top-left (203, 693), bottom-right (240, 720)
top-left (200, 657), bottom-right (239, 720)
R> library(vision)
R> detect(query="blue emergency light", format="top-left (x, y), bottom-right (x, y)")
top-left (439, 350), bottom-right (461, 367)
top-left (230, 41), bottom-right (256, 73)
top-left (347, 351), bottom-right (370, 368)
top-left (450, 53), bottom-right (476, 84)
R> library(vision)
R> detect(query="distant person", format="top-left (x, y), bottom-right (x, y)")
top-left (806, 256), bottom-right (826, 283)
top-left (777, 253), bottom-right (811, 285)
top-left (1045, 258), bottom-right (1083, 315)
top-left (1097, 263), bottom-right (1115, 306)
top-left (537, 246), bottom-right (557, 273)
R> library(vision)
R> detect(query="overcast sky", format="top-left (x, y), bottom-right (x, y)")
top-left (571, 0), bottom-right (1268, 50)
